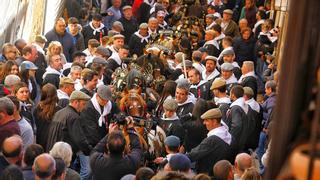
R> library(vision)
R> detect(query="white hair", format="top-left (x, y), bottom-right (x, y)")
top-left (70, 65), bottom-right (82, 73)
top-left (49, 142), bottom-right (72, 167)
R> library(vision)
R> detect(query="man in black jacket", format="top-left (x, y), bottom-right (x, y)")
top-left (82, 14), bottom-right (108, 48)
top-left (187, 108), bottom-right (232, 176)
top-left (238, 61), bottom-right (258, 99)
top-left (188, 68), bottom-right (212, 100)
top-left (175, 79), bottom-right (195, 118)
top-left (90, 129), bottom-right (142, 180)
top-left (225, 85), bottom-right (251, 156)
top-left (42, 54), bottom-right (63, 88)
top-left (129, 23), bottom-right (150, 57)
top-left (46, 90), bottom-right (92, 180)
top-left (80, 85), bottom-right (119, 147)
top-left (119, 6), bottom-right (138, 44)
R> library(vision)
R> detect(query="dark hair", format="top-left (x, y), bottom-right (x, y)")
top-left (21, 45), bottom-right (35, 56)
top-left (72, 51), bottom-right (87, 60)
top-left (92, 13), bottom-right (102, 21)
top-left (24, 144), bottom-right (44, 166)
top-left (216, 85), bottom-right (227, 93)
top-left (189, 68), bottom-right (201, 77)
top-left (0, 165), bottom-right (24, 180)
top-left (52, 157), bottom-right (66, 179)
top-left (37, 83), bottom-right (58, 120)
top-left (6, 96), bottom-right (20, 111)
top-left (0, 61), bottom-right (18, 82)
top-left (19, 66), bottom-right (30, 83)
top-left (192, 98), bottom-right (209, 120)
top-left (167, 145), bottom-right (179, 152)
top-left (231, 85), bottom-right (244, 98)
top-left (212, 24), bottom-right (222, 34)
top-left (257, 10), bottom-right (266, 19)
top-left (136, 167), bottom-right (155, 180)
top-left (83, 70), bottom-right (98, 84)
top-left (107, 131), bottom-right (126, 155)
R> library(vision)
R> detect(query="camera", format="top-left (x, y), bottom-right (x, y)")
top-left (112, 113), bottom-right (157, 130)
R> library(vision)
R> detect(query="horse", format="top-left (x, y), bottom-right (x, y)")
top-left (119, 91), bottom-right (166, 164)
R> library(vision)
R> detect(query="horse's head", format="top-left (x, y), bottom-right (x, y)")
top-left (120, 92), bottom-right (147, 117)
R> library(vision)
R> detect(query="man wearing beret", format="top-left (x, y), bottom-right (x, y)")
top-left (187, 108), bottom-right (232, 176)
top-left (46, 91), bottom-right (93, 174)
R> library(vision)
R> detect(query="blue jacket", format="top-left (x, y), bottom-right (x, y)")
top-left (262, 93), bottom-right (276, 128)
top-left (45, 29), bottom-right (76, 62)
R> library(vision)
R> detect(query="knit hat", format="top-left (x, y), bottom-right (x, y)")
top-left (164, 136), bottom-right (180, 148)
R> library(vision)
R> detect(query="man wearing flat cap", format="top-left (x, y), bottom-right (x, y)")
top-left (57, 77), bottom-right (75, 108)
top-left (220, 62), bottom-right (238, 94)
top-left (129, 23), bottom-right (151, 57)
top-left (202, 56), bottom-right (220, 82)
top-left (160, 99), bottom-right (185, 143)
top-left (221, 49), bottom-right (242, 79)
top-left (119, 5), bottom-right (138, 43)
top-left (217, 9), bottom-right (240, 38)
top-left (46, 90), bottom-right (93, 170)
top-left (187, 108), bottom-right (232, 176)
top-left (175, 79), bottom-right (196, 118)
top-left (80, 85), bottom-right (119, 178)
top-left (108, 34), bottom-right (125, 55)
top-left (211, 78), bottom-right (231, 121)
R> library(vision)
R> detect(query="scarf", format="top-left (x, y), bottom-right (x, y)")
top-left (108, 52), bottom-right (122, 65)
top-left (89, 22), bottom-right (105, 36)
top-left (215, 96), bottom-right (231, 105)
top-left (225, 74), bottom-right (238, 84)
top-left (134, 31), bottom-right (150, 43)
top-left (253, 19), bottom-right (265, 33)
top-left (230, 97), bottom-right (249, 114)
top-left (238, 71), bottom-right (256, 83)
top-left (57, 89), bottom-right (69, 99)
top-left (207, 125), bottom-right (232, 145)
top-left (204, 39), bottom-right (220, 50)
top-left (144, 0), bottom-right (155, 6)
top-left (91, 94), bottom-right (112, 127)
top-left (42, 66), bottom-right (62, 79)
top-left (202, 69), bottom-right (220, 81)
top-left (246, 98), bottom-right (260, 113)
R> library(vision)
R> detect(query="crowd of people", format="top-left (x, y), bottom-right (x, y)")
top-left (0, 0), bottom-right (279, 179)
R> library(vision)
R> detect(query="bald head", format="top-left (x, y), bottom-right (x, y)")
top-left (33, 153), bottom-right (56, 179)
top-left (213, 160), bottom-right (233, 180)
top-left (235, 153), bottom-right (252, 174)
top-left (2, 135), bottom-right (23, 158)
